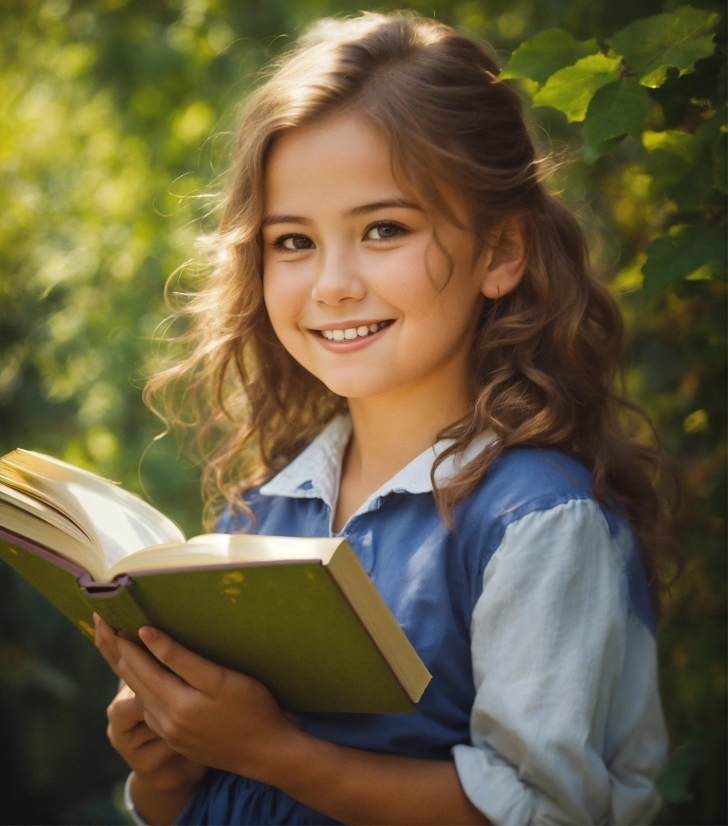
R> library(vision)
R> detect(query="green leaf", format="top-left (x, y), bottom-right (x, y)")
top-left (610, 5), bottom-right (720, 89)
top-left (643, 129), bottom-right (698, 163)
top-left (656, 743), bottom-right (704, 803)
top-left (696, 105), bottom-right (728, 195)
top-left (582, 79), bottom-right (651, 162)
top-left (532, 53), bottom-right (622, 123)
top-left (501, 29), bottom-right (599, 86)
top-left (642, 224), bottom-right (727, 299)
top-left (643, 130), bottom-right (715, 210)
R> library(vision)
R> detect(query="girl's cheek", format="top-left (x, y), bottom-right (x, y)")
top-left (369, 246), bottom-right (442, 308)
top-left (263, 265), bottom-right (309, 341)
top-left (263, 263), bottom-right (295, 311)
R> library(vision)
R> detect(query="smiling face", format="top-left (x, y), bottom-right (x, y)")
top-left (261, 115), bottom-right (488, 408)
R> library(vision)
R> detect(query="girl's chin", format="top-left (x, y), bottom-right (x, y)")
top-left (317, 375), bottom-right (401, 400)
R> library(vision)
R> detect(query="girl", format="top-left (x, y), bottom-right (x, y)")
top-left (94, 12), bottom-right (675, 826)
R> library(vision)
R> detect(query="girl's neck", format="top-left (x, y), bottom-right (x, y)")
top-left (332, 381), bottom-right (472, 533)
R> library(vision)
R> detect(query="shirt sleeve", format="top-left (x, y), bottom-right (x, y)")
top-left (452, 498), bottom-right (667, 825)
top-left (123, 773), bottom-right (150, 826)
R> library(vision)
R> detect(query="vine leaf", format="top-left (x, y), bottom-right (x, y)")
top-left (582, 79), bottom-right (651, 162)
top-left (643, 130), bottom-right (716, 210)
top-left (696, 105), bottom-right (727, 195)
top-left (610, 5), bottom-right (720, 89)
top-left (501, 29), bottom-right (599, 86)
top-left (532, 53), bottom-right (622, 122)
top-left (642, 224), bottom-right (727, 299)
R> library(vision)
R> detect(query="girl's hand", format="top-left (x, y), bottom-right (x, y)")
top-left (95, 619), bottom-right (208, 825)
top-left (106, 682), bottom-right (207, 792)
top-left (94, 614), bottom-right (300, 783)
top-left (95, 615), bottom-right (487, 824)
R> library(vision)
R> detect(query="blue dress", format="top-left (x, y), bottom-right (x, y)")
top-left (174, 418), bottom-right (665, 825)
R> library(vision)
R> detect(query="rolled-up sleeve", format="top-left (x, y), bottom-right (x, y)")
top-left (452, 499), bottom-right (667, 825)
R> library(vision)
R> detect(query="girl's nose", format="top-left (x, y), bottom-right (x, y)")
top-left (311, 246), bottom-right (366, 305)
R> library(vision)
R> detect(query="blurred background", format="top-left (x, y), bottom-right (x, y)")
top-left (0, 0), bottom-right (725, 823)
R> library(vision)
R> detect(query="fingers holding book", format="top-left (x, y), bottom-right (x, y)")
top-left (93, 611), bottom-right (124, 678)
top-left (96, 616), bottom-right (302, 782)
top-left (137, 625), bottom-right (228, 696)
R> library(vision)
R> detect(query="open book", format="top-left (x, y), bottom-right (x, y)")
top-left (0, 449), bottom-right (431, 713)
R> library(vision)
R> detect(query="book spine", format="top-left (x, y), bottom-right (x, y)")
top-left (86, 580), bottom-right (152, 643)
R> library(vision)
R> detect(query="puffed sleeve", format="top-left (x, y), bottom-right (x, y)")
top-left (452, 498), bottom-right (667, 825)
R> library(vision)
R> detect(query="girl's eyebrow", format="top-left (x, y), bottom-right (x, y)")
top-left (346, 197), bottom-right (423, 216)
top-left (261, 213), bottom-right (312, 229)
top-left (261, 198), bottom-right (422, 229)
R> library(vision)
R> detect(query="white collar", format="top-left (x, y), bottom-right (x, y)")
top-left (259, 415), bottom-right (494, 526)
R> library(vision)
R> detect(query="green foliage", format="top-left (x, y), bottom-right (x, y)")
top-left (0, 0), bottom-right (725, 824)
top-left (582, 79), bottom-right (652, 161)
top-left (500, 28), bottom-right (598, 85)
top-left (642, 224), bottom-right (727, 299)
top-left (610, 6), bottom-right (721, 88)
top-left (532, 52), bottom-right (622, 121)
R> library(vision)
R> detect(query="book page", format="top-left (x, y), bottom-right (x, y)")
top-left (0, 482), bottom-right (93, 550)
top-left (0, 462), bottom-right (98, 544)
top-left (0, 450), bottom-right (185, 573)
top-left (105, 533), bottom-right (343, 579)
top-left (0, 497), bottom-right (105, 578)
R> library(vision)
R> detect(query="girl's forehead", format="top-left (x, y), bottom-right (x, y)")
top-left (263, 116), bottom-right (416, 214)
top-left (262, 114), bottom-right (470, 230)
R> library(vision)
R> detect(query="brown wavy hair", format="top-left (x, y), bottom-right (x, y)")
top-left (144, 12), bottom-right (680, 614)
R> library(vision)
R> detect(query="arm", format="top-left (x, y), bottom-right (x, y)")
top-left (95, 615), bottom-right (486, 826)
top-left (453, 500), bottom-right (666, 825)
top-left (248, 729), bottom-right (488, 825)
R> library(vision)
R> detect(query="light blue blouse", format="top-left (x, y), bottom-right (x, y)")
top-left (131, 415), bottom-right (667, 826)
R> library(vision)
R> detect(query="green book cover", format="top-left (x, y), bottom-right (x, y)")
top-left (0, 529), bottom-right (429, 714)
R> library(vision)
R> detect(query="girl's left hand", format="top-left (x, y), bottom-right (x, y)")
top-left (93, 614), bottom-right (299, 781)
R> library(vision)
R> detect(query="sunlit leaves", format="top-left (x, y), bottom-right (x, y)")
top-left (173, 100), bottom-right (215, 144)
top-left (532, 53), bottom-right (622, 122)
top-left (582, 79), bottom-right (651, 162)
top-left (610, 5), bottom-right (720, 88)
top-left (500, 28), bottom-right (598, 85)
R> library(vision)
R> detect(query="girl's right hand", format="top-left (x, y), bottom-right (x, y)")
top-left (107, 683), bottom-right (207, 825)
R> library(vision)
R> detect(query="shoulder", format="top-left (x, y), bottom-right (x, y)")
top-left (459, 446), bottom-right (656, 633)
top-left (456, 447), bottom-right (622, 582)
top-left (458, 446), bottom-right (613, 541)
top-left (474, 446), bottom-right (593, 512)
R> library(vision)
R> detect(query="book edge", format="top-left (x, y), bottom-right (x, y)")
top-left (0, 527), bottom-right (89, 579)
top-left (323, 544), bottom-right (428, 707)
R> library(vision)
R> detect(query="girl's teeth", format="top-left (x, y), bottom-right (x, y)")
top-left (321, 321), bottom-right (388, 341)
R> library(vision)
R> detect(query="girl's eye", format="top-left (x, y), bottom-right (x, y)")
top-left (365, 222), bottom-right (405, 241)
top-left (275, 234), bottom-right (315, 252)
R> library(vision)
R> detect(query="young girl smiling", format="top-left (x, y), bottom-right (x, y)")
top-left (94, 12), bottom-right (673, 825)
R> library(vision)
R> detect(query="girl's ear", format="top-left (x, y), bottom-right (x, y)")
top-left (477, 216), bottom-right (527, 299)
